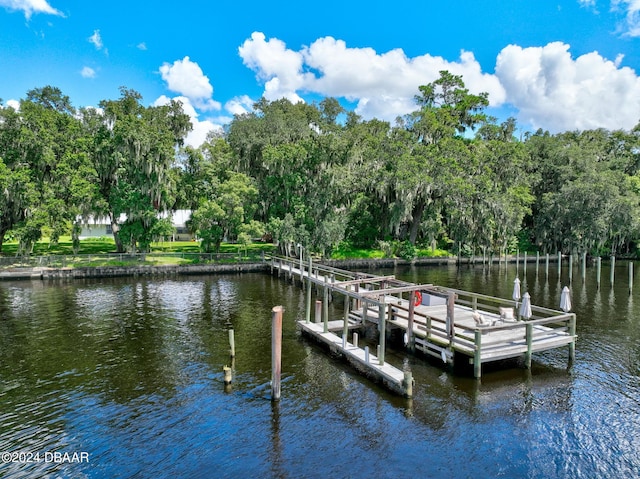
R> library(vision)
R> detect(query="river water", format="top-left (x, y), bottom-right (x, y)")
top-left (0, 261), bottom-right (638, 478)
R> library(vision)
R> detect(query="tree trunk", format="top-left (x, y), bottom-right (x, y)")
top-left (408, 202), bottom-right (426, 245)
top-left (110, 214), bottom-right (124, 253)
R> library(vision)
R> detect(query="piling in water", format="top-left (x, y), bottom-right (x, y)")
top-left (271, 306), bottom-right (283, 401)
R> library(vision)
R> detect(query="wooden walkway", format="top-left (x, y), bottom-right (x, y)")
top-left (270, 255), bottom-right (576, 395)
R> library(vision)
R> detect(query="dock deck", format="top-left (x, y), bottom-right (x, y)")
top-left (270, 255), bottom-right (576, 395)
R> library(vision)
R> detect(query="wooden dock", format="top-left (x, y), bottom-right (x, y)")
top-left (270, 255), bottom-right (576, 396)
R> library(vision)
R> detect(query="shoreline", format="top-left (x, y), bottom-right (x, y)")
top-left (0, 255), bottom-right (552, 281)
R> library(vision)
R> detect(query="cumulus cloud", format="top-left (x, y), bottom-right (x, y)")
top-left (238, 32), bottom-right (505, 121)
top-left (153, 95), bottom-right (221, 148)
top-left (613, 0), bottom-right (640, 36)
top-left (159, 57), bottom-right (221, 111)
top-left (89, 30), bottom-right (103, 50)
top-left (137, 42), bottom-right (147, 51)
top-left (80, 66), bottom-right (96, 78)
top-left (0, 0), bottom-right (62, 19)
top-left (225, 95), bottom-right (255, 116)
top-left (496, 41), bottom-right (640, 132)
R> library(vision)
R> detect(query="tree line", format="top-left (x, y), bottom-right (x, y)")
top-left (1, 72), bottom-right (639, 259)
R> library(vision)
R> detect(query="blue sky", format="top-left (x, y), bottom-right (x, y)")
top-left (1, 0), bottom-right (639, 146)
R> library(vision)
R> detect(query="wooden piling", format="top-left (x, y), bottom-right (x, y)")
top-left (525, 323), bottom-right (533, 369)
top-left (378, 303), bottom-right (386, 365)
top-left (314, 299), bottom-right (322, 324)
top-left (407, 291), bottom-right (416, 352)
top-left (630, 262), bottom-right (634, 294)
top-left (546, 253), bottom-right (550, 277)
top-left (323, 286), bottom-right (329, 333)
top-left (305, 275), bottom-right (312, 323)
top-left (569, 254), bottom-right (573, 283)
top-left (271, 306), bottom-right (283, 401)
top-left (610, 255), bottom-right (616, 286)
top-left (223, 365), bottom-right (232, 385)
top-left (597, 256), bottom-right (602, 289)
top-left (229, 328), bottom-right (235, 357)
top-left (474, 330), bottom-right (482, 379)
top-left (342, 293), bottom-right (350, 341)
top-left (582, 252), bottom-right (587, 283)
top-left (558, 251), bottom-right (562, 277)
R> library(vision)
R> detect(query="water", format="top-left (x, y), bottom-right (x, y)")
top-left (0, 261), bottom-right (639, 478)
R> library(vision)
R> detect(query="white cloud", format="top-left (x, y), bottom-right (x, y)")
top-left (80, 66), bottom-right (96, 78)
top-left (137, 42), bottom-right (147, 51)
top-left (153, 95), bottom-right (221, 148)
top-left (5, 99), bottom-right (20, 110)
top-left (89, 29), bottom-right (103, 50)
top-left (0, 0), bottom-right (62, 19)
top-left (613, 0), bottom-right (640, 36)
top-left (238, 32), bottom-right (505, 122)
top-left (495, 41), bottom-right (640, 132)
top-left (159, 57), bottom-right (221, 111)
top-left (225, 95), bottom-right (254, 116)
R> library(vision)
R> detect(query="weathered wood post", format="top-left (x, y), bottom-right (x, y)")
top-left (342, 293), bottom-right (350, 341)
top-left (305, 274), bottom-right (312, 324)
top-left (474, 330), bottom-right (482, 379)
top-left (516, 249), bottom-right (520, 275)
top-left (446, 292), bottom-right (456, 354)
top-left (229, 328), bottom-right (235, 357)
top-left (582, 252), bottom-right (587, 283)
top-left (353, 332), bottom-right (359, 348)
top-left (314, 300), bottom-right (322, 324)
top-left (378, 302), bottom-right (387, 365)
top-left (546, 253), bottom-right (550, 277)
top-left (223, 365), bottom-right (233, 389)
top-left (629, 262), bottom-right (634, 294)
top-left (524, 251), bottom-right (527, 276)
top-left (271, 306), bottom-right (283, 401)
top-left (596, 256), bottom-right (602, 289)
top-left (525, 322), bottom-right (533, 369)
top-left (407, 291), bottom-right (416, 353)
top-left (568, 314), bottom-right (576, 366)
top-left (323, 285), bottom-right (329, 333)
top-left (569, 254), bottom-right (573, 283)
top-left (558, 251), bottom-right (562, 277)
top-left (403, 371), bottom-right (413, 398)
top-left (536, 251), bottom-right (540, 274)
top-left (610, 255), bottom-right (616, 286)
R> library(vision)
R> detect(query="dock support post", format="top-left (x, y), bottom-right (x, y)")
top-left (314, 300), bottom-right (322, 324)
top-left (546, 253), bottom-right (550, 277)
top-left (271, 306), bottom-right (283, 401)
top-left (568, 314), bottom-right (576, 366)
top-left (403, 371), bottom-right (413, 398)
top-left (224, 366), bottom-right (232, 385)
top-left (305, 275), bottom-right (312, 323)
top-left (474, 330), bottom-right (482, 379)
top-left (536, 251), bottom-right (540, 273)
top-left (582, 252), bottom-right (587, 283)
top-left (408, 291), bottom-right (416, 352)
top-left (525, 323), bottom-right (533, 369)
top-left (353, 332), bottom-right (359, 348)
top-left (524, 251), bottom-right (527, 275)
top-left (364, 346), bottom-right (370, 364)
top-left (378, 303), bottom-right (386, 365)
top-left (630, 262), bottom-right (634, 294)
top-left (323, 286), bottom-right (329, 333)
top-left (558, 251), bottom-right (562, 278)
top-left (597, 256), bottom-right (602, 289)
top-left (342, 293), bottom-right (350, 341)
top-left (569, 254), bottom-right (573, 283)
top-left (610, 255), bottom-right (616, 286)
top-left (229, 328), bottom-right (235, 357)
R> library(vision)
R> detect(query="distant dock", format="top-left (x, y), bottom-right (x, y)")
top-left (271, 255), bottom-right (576, 397)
